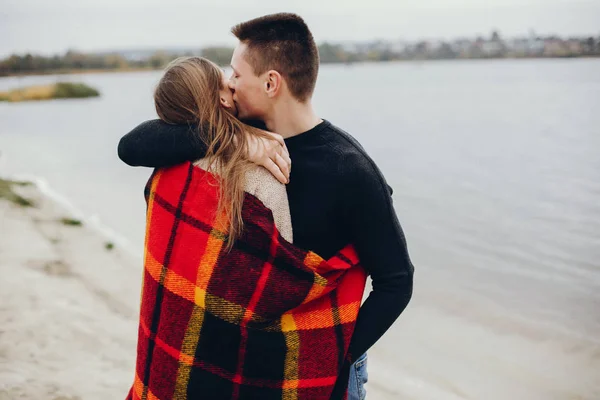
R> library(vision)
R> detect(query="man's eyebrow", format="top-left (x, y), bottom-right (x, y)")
top-left (230, 65), bottom-right (238, 74)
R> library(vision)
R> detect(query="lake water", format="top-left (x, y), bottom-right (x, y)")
top-left (1, 59), bottom-right (599, 399)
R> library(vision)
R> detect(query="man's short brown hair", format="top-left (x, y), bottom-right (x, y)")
top-left (231, 13), bottom-right (319, 102)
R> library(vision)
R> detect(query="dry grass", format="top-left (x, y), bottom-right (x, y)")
top-left (59, 217), bottom-right (83, 227)
top-left (0, 85), bottom-right (56, 102)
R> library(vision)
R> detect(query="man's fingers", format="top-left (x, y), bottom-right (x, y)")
top-left (274, 153), bottom-right (290, 181)
top-left (263, 158), bottom-right (288, 184)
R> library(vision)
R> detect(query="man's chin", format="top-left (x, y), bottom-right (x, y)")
top-left (237, 110), bottom-right (252, 121)
top-left (240, 118), bottom-right (267, 130)
top-left (235, 109), bottom-right (265, 127)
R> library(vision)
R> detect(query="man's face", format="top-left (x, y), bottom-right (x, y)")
top-left (229, 43), bottom-right (269, 121)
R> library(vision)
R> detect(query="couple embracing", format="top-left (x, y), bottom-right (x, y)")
top-left (118, 12), bottom-right (414, 400)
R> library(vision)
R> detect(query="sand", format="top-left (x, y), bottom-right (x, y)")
top-left (0, 181), bottom-right (140, 399)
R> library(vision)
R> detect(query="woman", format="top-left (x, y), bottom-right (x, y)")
top-left (126, 57), bottom-right (367, 400)
top-left (153, 56), bottom-right (293, 247)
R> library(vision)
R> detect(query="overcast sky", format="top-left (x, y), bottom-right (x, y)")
top-left (2, 0), bottom-right (599, 56)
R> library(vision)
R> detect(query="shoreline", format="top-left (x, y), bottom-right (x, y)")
top-left (0, 67), bottom-right (160, 79)
top-left (1, 55), bottom-right (598, 79)
top-left (5, 172), bottom-right (141, 259)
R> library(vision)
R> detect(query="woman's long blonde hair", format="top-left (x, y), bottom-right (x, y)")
top-left (154, 56), bottom-right (266, 249)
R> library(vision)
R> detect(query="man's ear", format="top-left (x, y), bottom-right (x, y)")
top-left (264, 70), bottom-right (282, 98)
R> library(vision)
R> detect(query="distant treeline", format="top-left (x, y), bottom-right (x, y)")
top-left (0, 47), bottom-right (235, 77)
top-left (2, 32), bottom-right (600, 77)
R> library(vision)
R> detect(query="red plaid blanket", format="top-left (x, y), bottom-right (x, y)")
top-left (126, 162), bottom-right (367, 400)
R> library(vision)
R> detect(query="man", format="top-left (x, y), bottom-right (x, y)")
top-left (119, 13), bottom-right (414, 399)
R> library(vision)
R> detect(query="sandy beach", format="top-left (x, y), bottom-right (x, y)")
top-left (0, 179), bottom-right (141, 399)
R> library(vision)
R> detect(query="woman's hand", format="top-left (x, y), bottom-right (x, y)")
top-left (247, 131), bottom-right (291, 184)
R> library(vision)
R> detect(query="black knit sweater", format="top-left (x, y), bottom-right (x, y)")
top-left (118, 119), bottom-right (414, 366)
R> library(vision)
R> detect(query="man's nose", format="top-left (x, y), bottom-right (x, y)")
top-left (227, 79), bottom-right (235, 91)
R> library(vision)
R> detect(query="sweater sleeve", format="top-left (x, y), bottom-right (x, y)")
top-left (245, 167), bottom-right (294, 244)
top-left (342, 152), bottom-right (415, 363)
top-left (117, 119), bottom-right (207, 167)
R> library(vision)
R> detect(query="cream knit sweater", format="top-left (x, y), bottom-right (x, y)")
top-left (193, 159), bottom-right (293, 243)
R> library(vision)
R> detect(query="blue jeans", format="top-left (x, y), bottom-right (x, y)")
top-left (347, 353), bottom-right (368, 400)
